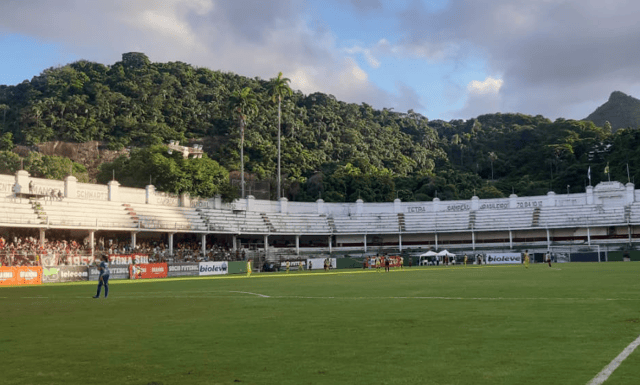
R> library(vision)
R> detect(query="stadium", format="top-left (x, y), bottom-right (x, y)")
top-left (2, 170), bottom-right (640, 385)
top-left (1, 169), bottom-right (639, 267)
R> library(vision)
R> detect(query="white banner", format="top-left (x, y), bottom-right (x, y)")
top-left (485, 253), bottom-right (522, 265)
top-left (199, 261), bottom-right (229, 276)
top-left (306, 258), bottom-right (336, 270)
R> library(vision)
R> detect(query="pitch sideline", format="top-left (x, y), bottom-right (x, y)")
top-left (587, 334), bottom-right (640, 385)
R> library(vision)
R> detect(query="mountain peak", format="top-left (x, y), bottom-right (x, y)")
top-left (585, 91), bottom-right (640, 131)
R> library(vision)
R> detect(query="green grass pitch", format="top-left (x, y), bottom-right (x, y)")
top-left (2, 263), bottom-right (640, 385)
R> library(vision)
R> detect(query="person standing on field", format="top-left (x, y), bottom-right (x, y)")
top-left (523, 250), bottom-right (530, 269)
top-left (286, 260), bottom-right (290, 274)
top-left (546, 252), bottom-right (552, 267)
top-left (247, 259), bottom-right (252, 277)
top-left (93, 255), bottom-right (110, 298)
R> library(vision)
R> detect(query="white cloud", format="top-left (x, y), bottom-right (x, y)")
top-left (468, 77), bottom-right (503, 95)
top-left (0, 0), bottom-right (422, 114)
top-left (343, 45), bottom-right (381, 68)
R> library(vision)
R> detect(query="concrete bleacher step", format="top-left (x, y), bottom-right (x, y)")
top-left (532, 207), bottom-right (541, 227)
top-left (625, 206), bottom-right (631, 223)
top-left (326, 216), bottom-right (337, 233)
top-left (260, 213), bottom-right (277, 232)
top-left (397, 213), bottom-right (406, 232)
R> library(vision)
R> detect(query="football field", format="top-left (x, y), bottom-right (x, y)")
top-left (2, 263), bottom-right (640, 385)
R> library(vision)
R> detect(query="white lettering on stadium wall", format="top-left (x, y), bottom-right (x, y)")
top-left (447, 204), bottom-right (470, 211)
top-left (480, 203), bottom-right (509, 210)
top-left (516, 201), bottom-right (543, 208)
top-left (406, 206), bottom-right (426, 213)
top-left (77, 190), bottom-right (108, 201)
top-left (0, 182), bottom-right (15, 193)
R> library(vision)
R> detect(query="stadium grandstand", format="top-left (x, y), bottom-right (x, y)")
top-left (1, 169), bottom-right (639, 266)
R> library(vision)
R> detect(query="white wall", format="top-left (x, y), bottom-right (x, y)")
top-left (76, 182), bottom-right (109, 201)
top-left (119, 186), bottom-right (146, 204)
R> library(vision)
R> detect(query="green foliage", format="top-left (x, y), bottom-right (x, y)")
top-left (0, 151), bottom-right (88, 181)
top-left (0, 54), bottom-right (636, 202)
top-left (97, 145), bottom-right (232, 198)
top-left (0, 132), bottom-right (13, 151)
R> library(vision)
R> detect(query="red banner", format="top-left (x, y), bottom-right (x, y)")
top-left (0, 266), bottom-right (43, 286)
top-left (129, 263), bottom-right (168, 280)
top-left (109, 254), bottom-right (149, 265)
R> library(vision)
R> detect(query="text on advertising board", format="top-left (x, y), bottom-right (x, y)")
top-left (199, 262), bottom-right (228, 276)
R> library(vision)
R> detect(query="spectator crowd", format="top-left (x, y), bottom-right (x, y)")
top-left (0, 234), bottom-right (248, 267)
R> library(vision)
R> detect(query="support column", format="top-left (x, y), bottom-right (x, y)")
top-left (264, 235), bottom-right (269, 253)
top-left (364, 234), bottom-right (367, 253)
top-left (509, 230), bottom-right (513, 249)
top-left (39, 228), bottom-right (45, 246)
top-left (201, 234), bottom-right (206, 259)
top-left (328, 236), bottom-right (332, 254)
top-left (14, 170), bottom-right (30, 195)
top-left (232, 235), bottom-right (237, 252)
top-left (131, 232), bottom-right (137, 250)
top-left (168, 233), bottom-right (174, 256)
top-left (435, 233), bottom-right (438, 250)
top-left (108, 180), bottom-right (120, 202)
top-left (64, 175), bottom-right (78, 198)
top-left (546, 228), bottom-right (551, 249)
top-left (296, 235), bottom-right (300, 256)
top-left (587, 227), bottom-right (591, 246)
top-left (89, 230), bottom-right (95, 258)
top-left (472, 231), bottom-right (475, 251)
top-left (398, 234), bottom-right (403, 252)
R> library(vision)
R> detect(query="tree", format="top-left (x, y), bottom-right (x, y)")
top-left (228, 87), bottom-right (258, 198)
top-left (488, 151), bottom-right (498, 180)
top-left (97, 145), bottom-right (232, 198)
top-left (269, 72), bottom-right (293, 200)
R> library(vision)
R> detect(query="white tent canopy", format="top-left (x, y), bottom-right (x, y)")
top-left (419, 251), bottom-right (439, 257)
top-left (436, 250), bottom-right (456, 257)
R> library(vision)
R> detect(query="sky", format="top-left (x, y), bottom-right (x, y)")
top-left (1, 0), bottom-right (640, 121)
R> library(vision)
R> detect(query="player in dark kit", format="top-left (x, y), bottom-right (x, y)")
top-left (93, 255), bottom-right (110, 298)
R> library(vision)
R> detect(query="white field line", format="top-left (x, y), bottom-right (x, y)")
top-left (42, 295), bottom-right (640, 301)
top-left (587, 334), bottom-right (640, 385)
top-left (228, 291), bottom-right (270, 298)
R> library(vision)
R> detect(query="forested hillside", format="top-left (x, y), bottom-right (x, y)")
top-left (1, 53), bottom-right (639, 202)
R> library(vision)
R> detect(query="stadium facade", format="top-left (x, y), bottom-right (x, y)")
top-left (1, 170), bottom-right (639, 260)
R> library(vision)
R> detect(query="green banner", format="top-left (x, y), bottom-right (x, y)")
top-left (607, 251), bottom-right (640, 261)
top-left (336, 257), bottom-right (364, 269)
top-left (228, 261), bottom-right (248, 274)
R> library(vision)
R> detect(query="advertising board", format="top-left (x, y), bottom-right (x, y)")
top-left (199, 261), bottom-right (228, 276)
top-left (89, 264), bottom-right (130, 281)
top-left (0, 266), bottom-right (42, 286)
top-left (42, 266), bottom-right (89, 283)
top-left (129, 263), bottom-right (168, 280)
top-left (167, 263), bottom-right (199, 277)
top-left (485, 253), bottom-right (522, 265)
top-left (306, 258), bottom-right (336, 270)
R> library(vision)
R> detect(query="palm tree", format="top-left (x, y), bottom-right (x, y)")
top-left (269, 72), bottom-right (292, 200)
top-left (488, 151), bottom-right (498, 180)
top-left (229, 87), bottom-right (258, 198)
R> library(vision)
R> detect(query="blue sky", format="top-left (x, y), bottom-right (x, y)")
top-left (1, 0), bottom-right (640, 121)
